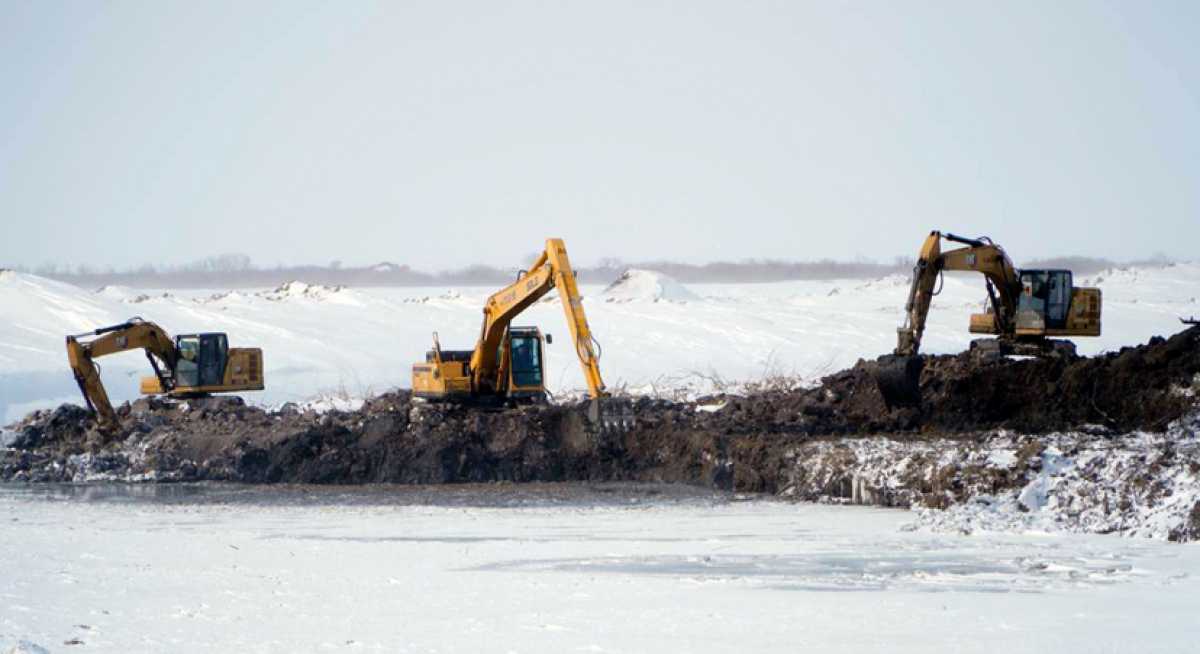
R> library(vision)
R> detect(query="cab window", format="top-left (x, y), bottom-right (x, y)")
top-left (1045, 271), bottom-right (1072, 328)
top-left (510, 335), bottom-right (542, 388)
top-left (176, 336), bottom-right (201, 387)
top-left (199, 334), bottom-right (228, 386)
top-left (1019, 271), bottom-right (1049, 316)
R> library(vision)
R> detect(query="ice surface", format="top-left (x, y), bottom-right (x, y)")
top-left (5, 642), bottom-right (50, 654)
top-left (0, 484), bottom-right (1197, 653)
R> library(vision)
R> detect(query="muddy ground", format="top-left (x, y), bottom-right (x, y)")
top-left (3, 327), bottom-right (1199, 536)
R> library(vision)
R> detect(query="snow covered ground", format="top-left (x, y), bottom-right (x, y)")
top-left (1, 483), bottom-right (1198, 653)
top-left (3, 264), bottom-right (1197, 423)
top-left (781, 411), bottom-right (1200, 542)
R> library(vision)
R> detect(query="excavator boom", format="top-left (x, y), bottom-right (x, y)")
top-left (66, 319), bottom-right (178, 430)
top-left (895, 230), bottom-right (1099, 357)
top-left (412, 238), bottom-right (629, 429)
top-left (895, 231), bottom-right (1020, 357)
top-left (469, 238), bottom-right (607, 398)
top-left (880, 230), bottom-right (1102, 407)
top-left (65, 317), bottom-right (264, 432)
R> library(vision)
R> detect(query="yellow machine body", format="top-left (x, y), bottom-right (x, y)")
top-left (66, 318), bottom-right (265, 431)
top-left (413, 328), bottom-right (548, 401)
top-left (139, 347), bottom-right (265, 395)
top-left (896, 231), bottom-right (1103, 356)
top-left (411, 238), bottom-right (609, 404)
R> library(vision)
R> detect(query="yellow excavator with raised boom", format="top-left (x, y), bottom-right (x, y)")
top-left (66, 317), bottom-right (264, 431)
top-left (411, 238), bottom-right (631, 429)
top-left (895, 231), bottom-right (1102, 357)
top-left (877, 231), bottom-right (1103, 404)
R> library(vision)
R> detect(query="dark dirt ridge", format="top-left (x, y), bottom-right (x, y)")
top-left (3, 327), bottom-right (1198, 493)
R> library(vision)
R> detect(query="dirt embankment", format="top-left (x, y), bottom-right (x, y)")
top-left (3, 327), bottom-right (1199, 529)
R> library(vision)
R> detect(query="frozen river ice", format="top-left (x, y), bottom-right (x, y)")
top-left (1, 483), bottom-right (1198, 653)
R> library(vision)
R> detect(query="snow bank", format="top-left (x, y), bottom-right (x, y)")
top-left (781, 412), bottom-right (1200, 541)
top-left (914, 417), bottom-right (1200, 540)
top-left (601, 269), bottom-right (698, 303)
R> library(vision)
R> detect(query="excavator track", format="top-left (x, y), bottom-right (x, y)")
top-left (968, 338), bottom-right (1077, 360)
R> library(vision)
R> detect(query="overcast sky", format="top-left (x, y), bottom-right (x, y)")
top-left (1, 1), bottom-right (1196, 271)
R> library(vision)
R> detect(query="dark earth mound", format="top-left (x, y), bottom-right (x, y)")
top-left (3, 327), bottom-right (1198, 495)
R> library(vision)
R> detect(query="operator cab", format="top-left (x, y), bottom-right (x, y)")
top-left (506, 326), bottom-right (547, 399)
top-left (1016, 270), bottom-right (1073, 331)
top-left (174, 333), bottom-right (229, 388)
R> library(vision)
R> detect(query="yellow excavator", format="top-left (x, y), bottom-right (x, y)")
top-left (66, 317), bottom-right (264, 430)
top-left (878, 231), bottom-right (1102, 404)
top-left (896, 231), bottom-right (1102, 357)
top-left (412, 238), bottom-right (631, 429)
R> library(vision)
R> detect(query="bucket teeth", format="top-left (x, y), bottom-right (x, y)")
top-left (588, 399), bottom-right (636, 432)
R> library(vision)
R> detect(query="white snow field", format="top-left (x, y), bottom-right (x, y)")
top-left (2, 264), bottom-right (1197, 423)
top-left (1, 484), bottom-right (1198, 654)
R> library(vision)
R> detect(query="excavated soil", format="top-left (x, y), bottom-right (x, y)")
top-left (3, 327), bottom-right (1199, 500)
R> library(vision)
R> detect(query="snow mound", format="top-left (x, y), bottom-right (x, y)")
top-left (0, 272), bottom-right (118, 339)
top-left (1081, 263), bottom-right (1200, 288)
top-left (602, 269), bottom-right (698, 303)
top-left (95, 285), bottom-right (170, 304)
top-left (257, 281), bottom-right (360, 305)
top-left (94, 284), bottom-right (139, 301)
top-left (196, 290), bottom-right (251, 304)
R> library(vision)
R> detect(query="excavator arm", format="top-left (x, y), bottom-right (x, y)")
top-left (65, 318), bottom-right (178, 430)
top-left (470, 238), bottom-right (608, 398)
top-left (895, 231), bottom-right (1020, 356)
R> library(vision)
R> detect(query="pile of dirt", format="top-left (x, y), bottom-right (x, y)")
top-left (0, 393), bottom-right (730, 487)
top-left (2, 327), bottom-right (1198, 538)
top-left (701, 325), bottom-right (1200, 438)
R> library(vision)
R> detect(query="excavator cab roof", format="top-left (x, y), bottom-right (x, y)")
top-left (1017, 267), bottom-right (1073, 276)
top-left (174, 332), bottom-right (229, 355)
top-left (174, 331), bottom-right (228, 341)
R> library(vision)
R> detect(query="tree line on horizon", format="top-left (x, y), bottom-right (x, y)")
top-left (3, 252), bottom-right (1159, 289)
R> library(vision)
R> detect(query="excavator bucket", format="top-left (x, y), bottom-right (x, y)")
top-left (587, 398), bottom-right (636, 433)
top-left (870, 354), bottom-right (924, 408)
